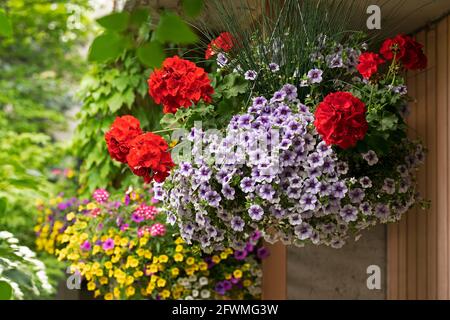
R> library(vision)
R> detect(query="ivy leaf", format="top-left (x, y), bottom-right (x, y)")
top-left (88, 33), bottom-right (126, 63)
top-left (97, 12), bottom-right (130, 32)
top-left (0, 9), bottom-right (13, 37)
top-left (182, 0), bottom-right (204, 18)
top-left (154, 12), bottom-right (198, 44)
top-left (0, 281), bottom-right (12, 300)
top-left (137, 41), bottom-right (165, 68)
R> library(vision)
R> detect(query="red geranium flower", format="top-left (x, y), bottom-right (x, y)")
top-left (357, 52), bottom-right (385, 79)
top-left (148, 56), bottom-right (214, 114)
top-left (126, 132), bottom-right (175, 183)
top-left (380, 34), bottom-right (427, 70)
top-left (205, 32), bottom-right (234, 59)
top-left (105, 115), bottom-right (143, 163)
top-left (314, 92), bottom-right (368, 149)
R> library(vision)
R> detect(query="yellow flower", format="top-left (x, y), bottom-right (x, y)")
top-left (171, 267), bottom-right (179, 277)
top-left (175, 237), bottom-right (184, 245)
top-left (126, 286), bottom-right (135, 297)
top-left (147, 264), bottom-right (158, 274)
top-left (212, 255), bottom-right (221, 264)
top-left (169, 140), bottom-right (178, 148)
top-left (243, 280), bottom-right (252, 287)
top-left (93, 245), bottom-right (101, 255)
top-left (100, 277), bottom-right (109, 285)
top-left (104, 261), bottom-right (113, 269)
top-left (233, 269), bottom-right (243, 279)
top-left (95, 269), bottom-right (104, 277)
top-left (157, 278), bottom-right (166, 288)
top-left (140, 237), bottom-right (148, 246)
top-left (159, 255), bottom-right (169, 263)
top-left (198, 262), bottom-right (208, 271)
top-left (87, 281), bottom-right (96, 291)
top-left (137, 248), bottom-right (145, 257)
top-left (66, 168), bottom-right (74, 178)
top-left (160, 289), bottom-right (170, 299)
top-left (174, 253), bottom-right (184, 262)
top-left (186, 257), bottom-right (195, 266)
top-left (185, 267), bottom-right (195, 276)
top-left (144, 250), bottom-right (152, 259)
top-left (225, 273), bottom-right (232, 280)
top-left (133, 270), bottom-right (144, 278)
top-left (66, 212), bottom-right (75, 221)
top-left (120, 237), bottom-right (129, 246)
top-left (146, 283), bottom-right (155, 295)
top-left (104, 293), bottom-right (113, 300)
top-left (175, 245), bottom-right (183, 252)
top-left (113, 287), bottom-right (120, 299)
top-left (126, 275), bottom-right (135, 286)
top-left (242, 263), bottom-right (250, 271)
top-left (94, 290), bottom-right (101, 298)
top-left (86, 202), bottom-right (96, 210)
top-left (220, 252), bottom-right (228, 260)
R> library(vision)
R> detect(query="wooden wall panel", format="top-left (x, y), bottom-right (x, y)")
top-left (388, 17), bottom-right (450, 300)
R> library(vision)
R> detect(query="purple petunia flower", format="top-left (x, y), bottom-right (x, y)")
top-left (307, 68), bottom-right (323, 83)
top-left (248, 204), bottom-right (264, 221)
top-left (294, 223), bottom-right (313, 240)
top-left (240, 177), bottom-right (255, 193)
top-left (332, 181), bottom-right (348, 199)
top-left (340, 204), bottom-right (358, 222)
top-left (257, 247), bottom-right (270, 259)
top-left (268, 62), bottom-right (280, 72)
top-left (221, 184), bottom-right (235, 200)
top-left (80, 240), bottom-right (91, 251)
top-left (382, 178), bottom-right (396, 195)
top-left (271, 90), bottom-right (286, 103)
top-left (362, 150), bottom-right (378, 166)
top-left (257, 184), bottom-right (275, 201)
top-left (244, 70), bottom-right (258, 80)
top-left (300, 193), bottom-right (317, 211)
top-left (217, 53), bottom-right (228, 67)
top-left (230, 216), bottom-right (245, 232)
top-left (359, 176), bottom-right (372, 188)
top-left (281, 84), bottom-right (298, 100)
top-left (375, 203), bottom-right (390, 219)
top-left (359, 202), bottom-right (372, 215)
top-left (349, 188), bottom-right (365, 203)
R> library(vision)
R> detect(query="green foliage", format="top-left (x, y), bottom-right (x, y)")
top-left (88, 32), bottom-right (127, 63)
top-left (0, 9), bottom-right (13, 37)
top-left (0, 231), bottom-right (53, 299)
top-left (182, 0), bottom-right (204, 18)
top-left (154, 12), bottom-right (198, 44)
top-left (137, 41), bottom-right (165, 68)
top-left (97, 12), bottom-right (130, 32)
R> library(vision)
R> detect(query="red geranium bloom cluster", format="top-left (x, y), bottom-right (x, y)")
top-left (314, 92), bottom-right (368, 149)
top-left (105, 115), bottom-right (143, 163)
top-left (380, 34), bottom-right (427, 70)
top-left (357, 52), bottom-right (385, 79)
top-left (148, 56), bottom-right (214, 114)
top-left (105, 115), bottom-right (174, 183)
top-left (126, 132), bottom-right (175, 183)
top-left (205, 32), bottom-right (234, 59)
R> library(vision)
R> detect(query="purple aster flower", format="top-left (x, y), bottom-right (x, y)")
top-left (230, 216), bottom-right (245, 232)
top-left (102, 238), bottom-right (115, 251)
top-left (307, 68), bottom-right (323, 83)
top-left (332, 181), bottom-right (348, 198)
top-left (244, 70), bottom-right (258, 80)
top-left (281, 84), bottom-right (298, 100)
top-left (294, 223), bottom-right (313, 240)
top-left (257, 184), bottom-right (275, 201)
top-left (359, 202), bottom-right (372, 215)
top-left (340, 204), bottom-right (358, 222)
top-left (217, 53), bottom-right (228, 67)
top-left (257, 247), bottom-right (270, 259)
top-left (221, 184), bottom-right (235, 200)
top-left (349, 188), bottom-right (365, 203)
top-left (375, 203), bottom-right (390, 219)
top-left (80, 240), bottom-right (91, 251)
top-left (268, 62), bottom-right (280, 72)
top-left (362, 150), bottom-right (378, 166)
top-left (300, 193), bottom-right (317, 211)
top-left (359, 176), bottom-right (372, 188)
top-left (248, 204), bottom-right (264, 221)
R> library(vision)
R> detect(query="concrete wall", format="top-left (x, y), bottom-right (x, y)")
top-left (287, 225), bottom-right (386, 299)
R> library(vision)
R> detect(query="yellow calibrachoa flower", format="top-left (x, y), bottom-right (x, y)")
top-left (157, 278), bottom-right (166, 287)
top-left (147, 264), bottom-right (158, 274)
top-left (86, 202), bottom-right (96, 210)
top-left (199, 262), bottom-right (208, 271)
top-left (160, 289), bottom-right (170, 299)
top-left (233, 269), bottom-right (243, 279)
top-left (159, 255), bottom-right (169, 263)
top-left (104, 261), bottom-right (113, 269)
top-left (243, 280), bottom-right (252, 287)
top-left (126, 286), bottom-right (135, 297)
top-left (212, 255), bottom-right (221, 264)
top-left (104, 293), bottom-right (113, 300)
top-left (186, 257), bottom-right (195, 265)
top-left (87, 281), bottom-right (96, 291)
top-left (174, 253), bottom-right (184, 262)
top-left (171, 267), bottom-right (179, 277)
top-left (175, 245), bottom-right (183, 252)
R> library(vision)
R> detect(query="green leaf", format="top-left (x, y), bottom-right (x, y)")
top-left (182, 0), bottom-right (204, 18)
top-left (107, 93), bottom-right (124, 112)
top-left (88, 33), bottom-right (126, 63)
top-left (154, 12), bottom-right (198, 44)
top-left (0, 9), bottom-right (13, 37)
top-left (130, 8), bottom-right (149, 26)
top-left (97, 12), bottom-right (130, 32)
top-left (0, 197), bottom-right (6, 215)
top-left (0, 281), bottom-right (12, 300)
top-left (380, 112), bottom-right (398, 131)
top-left (137, 41), bottom-right (166, 68)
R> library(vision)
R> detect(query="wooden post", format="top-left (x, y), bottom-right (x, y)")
top-left (262, 242), bottom-right (287, 300)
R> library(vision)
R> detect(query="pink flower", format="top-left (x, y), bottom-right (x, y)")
top-left (102, 238), bottom-right (114, 250)
top-left (80, 240), bottom-right (91, 251)
top-left (149, 223), bottom-right (166, 237)
top-left (93, 189), bottom-right (109, 204)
